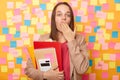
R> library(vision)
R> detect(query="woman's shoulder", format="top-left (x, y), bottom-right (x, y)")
top-left (39, 33), bottom-right (53, 41)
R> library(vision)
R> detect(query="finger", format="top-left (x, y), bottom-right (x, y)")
top-left (52, 66), bottom-right (58, 70)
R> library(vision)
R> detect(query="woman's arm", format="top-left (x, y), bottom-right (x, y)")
top-left (67, 34), bottom-right (89, 74)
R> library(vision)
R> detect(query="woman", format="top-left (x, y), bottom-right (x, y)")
top-left (25, 2), bottom-right (89, 80)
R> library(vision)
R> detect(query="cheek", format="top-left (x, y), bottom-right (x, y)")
top-left (55, 17), bottom-right (61, 24)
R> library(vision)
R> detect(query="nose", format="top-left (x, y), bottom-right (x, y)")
top-left (62, 15), bottom-right (66, 20)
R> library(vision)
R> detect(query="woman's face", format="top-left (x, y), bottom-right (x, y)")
top-left (55, 4), bottom-right (71, 27)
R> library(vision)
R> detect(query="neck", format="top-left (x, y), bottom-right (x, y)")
top-left (57, 32), bottom-right (66, 43)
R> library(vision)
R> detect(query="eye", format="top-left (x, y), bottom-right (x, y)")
top-left (56, 13), bottom-right (62, 16)
top-left (66, 14), bottom-right (71, 17)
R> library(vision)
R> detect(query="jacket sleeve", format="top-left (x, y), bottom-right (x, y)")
top-left (67, 34), bottom-right (89, 74)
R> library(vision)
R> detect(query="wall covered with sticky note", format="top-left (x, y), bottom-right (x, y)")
top-left (0, 0), bottom-right (120, 80)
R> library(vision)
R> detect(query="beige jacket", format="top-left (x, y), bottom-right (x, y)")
top-left (39, 33), bottom-right (89, 80)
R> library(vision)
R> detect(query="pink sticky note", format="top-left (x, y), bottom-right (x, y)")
top-left (77, 10), bottom-right (84, 16)
top-left (15, 23), bottom-right (21, 30)
top-left (8, 74), bottom-right (13, 80)
top-left (25, 0), bottom-right (32, 4)
top-left (48, 11), bottom-right (52, 18)
top-left (17, 40), bottom-right (23, 47)
top-left (14, 9), bottom-right (20, 15)
top-left (89, 73), bottom-right (96, 80)
top-left (82, 74), bottom-right (89, 80)
top-left (0, 20), bottom-right (7, 27)
top-left (81, 1), bottom-right (88, 8)
top-left (92, 50), bottom-right (99, 58)
top-left (87, 42), bottom-right (94, 50)
top-left (35, 8), bottom-right (44, 18)
top-left (6, 34), bottom-right (13, 41)
top-left (22, 47), bottom-right (30, 59)
top-left (0, 58), bottom-right (6, 64)
top-left (95, 64), bottom-right (101, 69)
top-left (70, 1), bottom-right (78, 7)
top-left (115, 43), bottom-right (120, 50)
top-left (32, 8), bottom-right (36, 14)
top-left (112, 75), bottom-right (119, 80)
top-left (118, 22), bottom-right (120, 28)
top-left (24, 14), bottom-right (31, 20)
top-left (90, 21), bottom-right (97, 28)
top-left (45, 53), bottom-right (54, 63)
top-left (13, 73), bottom-right (19, 80)
top-left (102, 3), bottom-right (109, 10)
top-left (33, 34), bottom-right (40, 41)
top-left (81, 16), bottom-right (88, 23)
top-left (9, 48), bottom-right (18, 57)
top-left (110, 54), bottom-right (116, 61)
top-left (8, 62), bottom-right (14, 68)
top-left (88, 5), bottom-right (94, 14)
top-left (22, 61), bottom-right (27, 68)
top-left (98, 38), bottom-right (105, 44)
top-left (7, 2), bottom-right (14, 9)
top-left (102, 43), bottom-right (108, 50)
top-left (12, 15), bottom-right (22, 23)
top-left (85, 26), bottom-right (92, 33)
top-left (102, 72), bottom-right (108, 78)
top-left (102, 63), bottom-right (108, 70)
top-left (2, 46), bottom-right (9, 52)
top-left (42, 0), bottom-right (49, 2)
top-left (109, 42), bottom-right (115, 48)
top-left (96, 11), bottom-right (107, 19)
top-left (106, 22), bottom-right (112, 29)
top-left (73, 10), bottom-right (77, 16)
top-left (21, 33), bottom-right (29, 38)
top-left (116, 53), bottom-right (120, 60)
top-left (20, 4), bottom-right (27, 10)
top-left (21, 68), bottom-right (25, 74)
top-left (88, 13), bottom-right (95, 21)
top-left (37, 22), bottom-right (43, 29)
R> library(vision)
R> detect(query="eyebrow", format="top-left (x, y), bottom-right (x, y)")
top-left (56, 11), bottom-right (71, 13)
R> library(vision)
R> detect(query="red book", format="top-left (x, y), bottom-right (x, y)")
top-left (34, 41), bottom-right (63, 71)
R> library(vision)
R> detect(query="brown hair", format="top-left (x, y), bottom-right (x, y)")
top-left (50, 2), bottom-right (74, 41)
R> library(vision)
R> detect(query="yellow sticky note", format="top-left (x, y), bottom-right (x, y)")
top-left (0, 35), bottom-right (6, 42)
top-left (99, 0), bottom-right (106, 4)
top-left (7, 19), bottom-right (13, 26)
top-left (76, 24), bottom-right (83, 32)
top-left (31, 18), bottom-right (38, 25)
top-left (20, 77), bottom-right (27, 80)
top-left (40, 16), bottom-right (46, 23)
top-left (50, 0), bottom-right (57, 3)
top-left (47, 3), bottom-right (54, 10)
top-left (43, 25), bottom-right (50, 33)
top-left (104, 33), bottom-right (110, 40)
top-left (95, 58), bottom-right (101, 65)
top-left (23, 7), bottom-right (30, 14)
top-left (107, 12), bottom-right (114, 20)
top-left (86, 67), bottom-right (91, 73)
top-left (7, 53), bottom-right (14, 60)
top-left (109, 62), bottom-right (115, 69)
top-left (90, 0), bottom-right (98, 5)
top-left (17, 49), bottom-right (22, 56)
top-left (32, 0), bottom-right (39, 6)
top-left (98, 19), bottom-right (105, 26)
top-left (9, 27), bottom-right (16, 34)
top-left (6, 11), bottom-right (13, 18)
top-left (28, 27), bottom-right (35, 34)
top-left (14, 68), bottom-right (20, 74)
top-left (94, 43), bottom-right (101, 50)
top-left (16, 2), bottom-right (22, 8)
top-left (80, 8), bottom-right (87, 15)
top-left (1, 66), bottom-right (8, 72)
top-left (24, 38), bottom-right (30, 45)
top-left (103, 53), bottom-right (110, 60)
top-left (20, 26), bottom-right (27, 33)
top-left (116, 4), bottom-right (120, 11)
